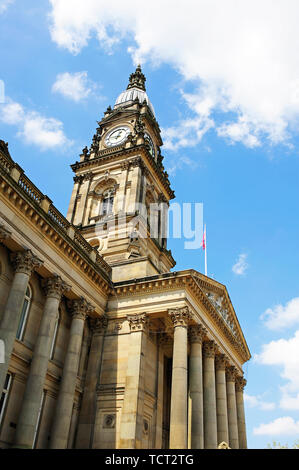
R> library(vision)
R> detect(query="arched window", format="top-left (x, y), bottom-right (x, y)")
top-left (101, 189), bottom-right (114, 216)
top-left (16, 285), bottom-right (31, 341)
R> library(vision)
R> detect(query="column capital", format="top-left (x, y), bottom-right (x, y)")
top-left (226, 365), bottom-right (238, 382)
top-left (89, 315), bottom-right (108, 335)
top-left (215, 353), bottom-right (228, 370)
top-left (235, 376), bottom-right (247, 392)
top-left (42, 275), bottom-right (71, 300)
top-left (189, 324), bottom-right (206, 343)
top-left (202, 340), bottom-right (217, 358)
top-left (10, 249), bottom-right (43, 275)
top-left (168, 306), bottom-right (191, 328)
top-left (127, 312), bottom-right (149, 333)
top-left (68, 297), bottom-right (94, 320)
top-left (0, 224), bottom-right (11, 242)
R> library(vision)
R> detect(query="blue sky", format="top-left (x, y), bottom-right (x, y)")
top-left (1, 0), bottom-right (299, 449)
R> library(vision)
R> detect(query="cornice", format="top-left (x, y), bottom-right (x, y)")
top-left (70, 144), bottom-right (174, 200)
top-left (0, 159), bottom-right (112, 295)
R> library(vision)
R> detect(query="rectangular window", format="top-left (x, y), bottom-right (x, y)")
top-left (0, 373), bottom-right (12, 428)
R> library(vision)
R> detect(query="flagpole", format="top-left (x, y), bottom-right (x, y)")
top-left (204, 224), bottom-right (207, 276)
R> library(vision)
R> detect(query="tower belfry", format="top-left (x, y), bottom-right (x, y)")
top-left (67, 66), bottom-right (176, 281)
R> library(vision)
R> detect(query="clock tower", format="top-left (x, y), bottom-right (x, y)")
top-left (66, 66), bottom-right (176, 281)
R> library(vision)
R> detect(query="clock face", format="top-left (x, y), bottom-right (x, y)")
top-left (105, 126), bottom-right (130, 147)
top-left (144, 132), bottom-right (155, 159)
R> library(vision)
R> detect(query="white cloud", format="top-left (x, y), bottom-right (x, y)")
top-left (255, 330), bottom-right (299, 410)
top-left (52, 71), bottom-right (97, 102)
top-left (166, 155), bottom-right (199, 177)
top-left (261, 297), bottom-right (299, 331)
top-left (217, 117), bottom-right (261, 148)
top-left (49, 0), bottom-right (299, 149)
top-left (232, 253), bottom-right (248, 276)
top-left (0, 0), bottom-right (14, 14)
top-left (244, 393), bottom-right (275, 411)
top-left (0, 99), bottom-right (71, 150)
top-left (253, 416), bottom-right (299, 436)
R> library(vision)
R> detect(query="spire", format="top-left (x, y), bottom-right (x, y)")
top-left (127, 64), bottom-right (146, 91)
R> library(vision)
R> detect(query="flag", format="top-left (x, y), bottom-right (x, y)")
top-left (202, 226), bottom-right (206, 250)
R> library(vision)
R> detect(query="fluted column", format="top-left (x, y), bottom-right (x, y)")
top-left (236, 376), bottom-right (247, 449)
top-left (226, 366), bottom-right (239, 449)
top-left (14, 276), bottom-right (70, 448)
top-left (119, 313), bottom-right (149, 449)
top-left (203, 340), bottom-right (217, 449)
top-left (75, 316), bottom-right (107, 448)
top-left (0, 249), bottom-right (43, 394)
top-left (49, 297), bottom-right (93, 449)
top-left (168, 307), bottom-right (191, 449)
top-left (215, 354), bottom-right (229, 446)
top-left (189, 324), bottom-right (206, 449)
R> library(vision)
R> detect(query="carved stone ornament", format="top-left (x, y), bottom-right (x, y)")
top-left (73, 175), bottom-right (84, 184)
top-left (90, 315), bottom-right (108, 335)
top-left (215, 353), bottom-right (228, 371)
top-left (235, 376), bottom-right (247, 392)
top-left (68, 296), bottom-right (94, 321)
top-left (127, 312), bottom-right (149, 333)
top-left (42, 275), bottom-right (71, 300)
top-left (168, 306), bottom-right (191, 328)
top-left (189, 324), bottom-right (206, 344)
top-left (226, 365), bottom-right (238, 382)
top-left (203, 340), bottom-right (217, 358)
top-left (143, 419), bottom-right (149, 435)
top-left (10, 249), bottom-right (43, 275)
top-left (0, 224), bottom-right (11, 242)
top-left (218, 441), bottom-right (231, 449)
top-left (103, 414), bottom-right (116, 429)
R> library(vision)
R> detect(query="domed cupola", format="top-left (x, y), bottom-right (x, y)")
top-left (114, 65), bottom-right (155, 116)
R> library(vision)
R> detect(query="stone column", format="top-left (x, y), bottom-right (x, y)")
top-left (49, 297), bottom-right (93, 449)
top-left (154, 337), bottom-right (164, 449)
top-left (202, 340), bottom-right (218, 449)
top-left (215, 354), bottom-right (229, 446)
top-left (119, 313), bottom-right (149, 449)
top-left (226, 366), bottom-right (239, 449)
top-left (236, 376), bottom-right (247, 449)
top-left (0, 249), bottom-right (43, 394)
top-left (168, 307), bottom-right (191, 449)
top-left (75, 316), bottom-right (107, 449)
top-left (189, 324), bottom-right (206, 449)
top-left (14, 275), bottom-right (70, 448)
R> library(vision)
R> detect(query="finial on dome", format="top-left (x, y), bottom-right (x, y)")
top-left (127, 64), bottom-right (146, 91)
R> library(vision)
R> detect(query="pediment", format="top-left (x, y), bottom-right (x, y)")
top-left (190, 270), bottom-right (249, 357)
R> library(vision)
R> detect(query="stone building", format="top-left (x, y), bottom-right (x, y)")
top-left (0, 66), bottom-right (251, 449)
